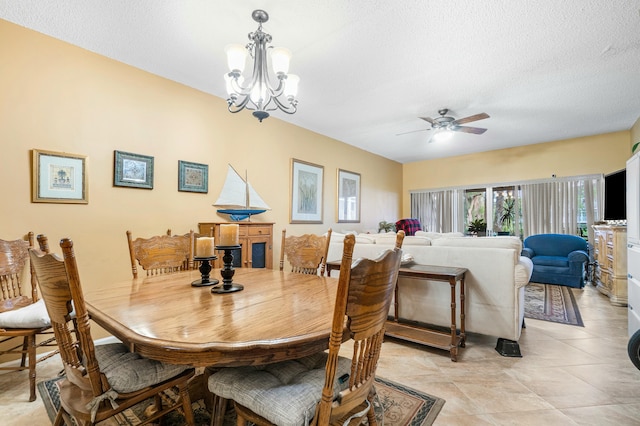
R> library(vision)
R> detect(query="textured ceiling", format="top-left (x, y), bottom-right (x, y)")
top-left (2, 1), bottom-right (640, 164)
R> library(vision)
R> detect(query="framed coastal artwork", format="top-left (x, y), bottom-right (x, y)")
top-left (113, 150), bottom-right (154, 189)
top-left (31, 149), bottom-right (88, 204)
top-left (178, 160), bottom-right (208, 193)
top-left (337, 169), bottom-right (361, 223)
top-left (290, 158), bottom-right (324, 223)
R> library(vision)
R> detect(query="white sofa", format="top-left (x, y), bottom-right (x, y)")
top-left (325, 231), bottom-right (534, 355)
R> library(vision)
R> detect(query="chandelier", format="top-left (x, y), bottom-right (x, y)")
top-left (223, 10), bottom-right (299, 122)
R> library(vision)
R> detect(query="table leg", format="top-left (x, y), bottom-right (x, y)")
top-left (393, 278), bottom-right (400, 322)
top-left (459, 275), bottom-right (466, 348)
top-left (449, 278), bottom-right (458, 362)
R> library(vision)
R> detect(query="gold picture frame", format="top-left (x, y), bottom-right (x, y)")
top-left (31, 149), bottom-right (88, 204)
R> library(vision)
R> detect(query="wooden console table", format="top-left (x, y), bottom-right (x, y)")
top-left (326, 261), bottom-right (467, 361)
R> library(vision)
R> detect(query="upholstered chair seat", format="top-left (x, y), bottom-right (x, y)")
top-left (93, 343), bottom-right (191, 394)
top-left (209, 353), bottom-right (352, 426)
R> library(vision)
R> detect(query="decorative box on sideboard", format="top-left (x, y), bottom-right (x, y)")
top-left (198, 222), bottom-right (274, 269)
top-left (592, 224), bottom-right (627, 306)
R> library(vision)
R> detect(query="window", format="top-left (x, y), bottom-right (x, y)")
top-left (410, 174), bottom-right (602, 240)
top-left (464, 189), bottom-right (486, 234)
top-left (492, 186), bottom-right (521, 235)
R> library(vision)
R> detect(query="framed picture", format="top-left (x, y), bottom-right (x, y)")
top-left (290, 158), bottom-right (324, 223)
top-left (178, 160), bottom-right (208, 193)
top-left (31, 149), bottom-right (88, 204)
top-left (114, 151), bottom-right (154, 189)
top-left (337, 169), bottom-right (361, 223)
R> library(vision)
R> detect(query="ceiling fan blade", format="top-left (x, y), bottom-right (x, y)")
top-left (396, 128), bottom-right (429, 136)
top-left (419, 116), bottom-right (436, 125)
top-left (452, 112), bottom-right (489, 125)
top-left (452, 126), bottom-right (487, 135)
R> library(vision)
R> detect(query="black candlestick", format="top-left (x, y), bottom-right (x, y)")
top-left (212, 245), bottom-right (244, 293)
top-left (191, 256), bottom-right (219, 287)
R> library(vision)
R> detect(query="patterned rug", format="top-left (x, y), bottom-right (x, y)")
top-left (38, 375), bottom-right (445, 426)
top-left (524, 282), bottom-right (584, 326)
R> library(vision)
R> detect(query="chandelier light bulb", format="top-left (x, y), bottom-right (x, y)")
top-left (270, 47), bottom-right (291, 75)
top-left (284, 74), bottom-right (300, 99)
top-left (225, 44), bottom-right (247, 74)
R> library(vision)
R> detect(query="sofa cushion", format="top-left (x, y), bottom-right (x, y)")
top-left (355, 235), bottom-right (376, 244)
top-left (371, 234), bottom-right (431, 246)
top-left (531, 255), bottom-right (568, 268)
top-left (414, 231), bottom-right (465, 239)
top-left (431, 236), bottom-right (521, 250)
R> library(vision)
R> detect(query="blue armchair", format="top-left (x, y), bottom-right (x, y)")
top-left (521, 234), bottom-right (589, 288)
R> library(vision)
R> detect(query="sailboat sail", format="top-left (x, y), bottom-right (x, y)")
top-left (214, 165), bottom-right (270, 220)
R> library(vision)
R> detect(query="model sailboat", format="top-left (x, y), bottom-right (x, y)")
top-left (214, 164), bottom-right (271, 221)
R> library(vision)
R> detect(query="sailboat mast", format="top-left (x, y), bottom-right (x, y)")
top-left (245, 170), bottom-right (250, 209)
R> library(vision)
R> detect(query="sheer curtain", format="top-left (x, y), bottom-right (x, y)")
top-left (521, 176), bottom-right (603, 238)
top-left (410, 175), bottom-right (602, 239)
top-left (411, 189), bottom-right (463, 233)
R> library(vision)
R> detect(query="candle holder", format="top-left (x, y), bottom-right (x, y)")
top-left (191, 256), bottom-right (219, 287)
top-left (212, 245), bottom-right (244, 293)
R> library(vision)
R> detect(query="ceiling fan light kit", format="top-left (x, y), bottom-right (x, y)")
top-left (223, 10), bottom-right (299, 122)
top-left (409, 108), bottom-right (490, 143)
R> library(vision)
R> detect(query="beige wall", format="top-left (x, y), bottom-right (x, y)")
top-left (0, 20), bottom-right (401, 344)
top-left (402, 131), bottom-right (631, 216)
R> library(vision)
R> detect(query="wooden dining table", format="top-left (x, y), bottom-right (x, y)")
top-left (85, 268), bottom-right (340, 368)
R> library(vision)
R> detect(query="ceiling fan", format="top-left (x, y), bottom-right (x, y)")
top-left (397, 108), bottom-right (490, 142)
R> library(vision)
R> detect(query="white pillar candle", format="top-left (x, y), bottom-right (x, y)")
top-left (196, 237), bottom-right (215, 257)
top-left (219, 224), bottom-right (239, 246)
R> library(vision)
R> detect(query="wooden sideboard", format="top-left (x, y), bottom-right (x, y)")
top-left (198, 222), bottom-right (274, 269)
top-left (592, 224), bottom-right (627, 306)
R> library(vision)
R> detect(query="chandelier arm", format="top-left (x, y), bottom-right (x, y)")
top-left (271, 96), bottom-right (297, 114)
top-left (227, 94), bottom-right (252, 113)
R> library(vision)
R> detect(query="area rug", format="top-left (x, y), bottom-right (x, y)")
top-left (38, 375), bottom-right (445, 426)
top-left (524, 282), bottom-right (584, 326)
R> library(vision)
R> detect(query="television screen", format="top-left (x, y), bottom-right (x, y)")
top-left (604, 169), bottom-right (626, 221)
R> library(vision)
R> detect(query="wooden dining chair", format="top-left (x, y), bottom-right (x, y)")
top-left (29, 236), bottom-right (196, 426)
top-left (208, 231), bottom-right (405, 426)
top-left (126, 229), bottom-right (196, 278)
top-left (0, 232), bottom-right (58, 401)
top-left (279, 228), bottom-right (332, 275)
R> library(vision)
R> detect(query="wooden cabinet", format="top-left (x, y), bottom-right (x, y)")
top-left (593, 224), bottom-right (627, 306)
top-left (628, 152), bottom-right (640, 336)
top-left (198, 222), bottom-right (274, 269)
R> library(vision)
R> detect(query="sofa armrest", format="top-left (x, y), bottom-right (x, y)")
top-left (521, 247), bottom-right (535, 259)
top-left (515, 256), bottom-right (534, 289)
top-left (568, 249), bottom-right (588, 276)
top-left (568, 250), bottom-right (588, 263)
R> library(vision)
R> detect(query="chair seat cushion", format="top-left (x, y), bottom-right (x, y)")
top-left (208, 352), bottom-right (352, 426)
top-left (95, 343), bottom-right (191, 394)
top-left (531, 255), bottom-right (568, 268)
top-left (0, 298), bottom-right (51, 329)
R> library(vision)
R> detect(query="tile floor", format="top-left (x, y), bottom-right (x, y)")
top-left (2, 283), bottom-right (640, 425)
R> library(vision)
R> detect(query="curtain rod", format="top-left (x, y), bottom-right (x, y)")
top-left (409, 173), bottom-right (603, 194)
